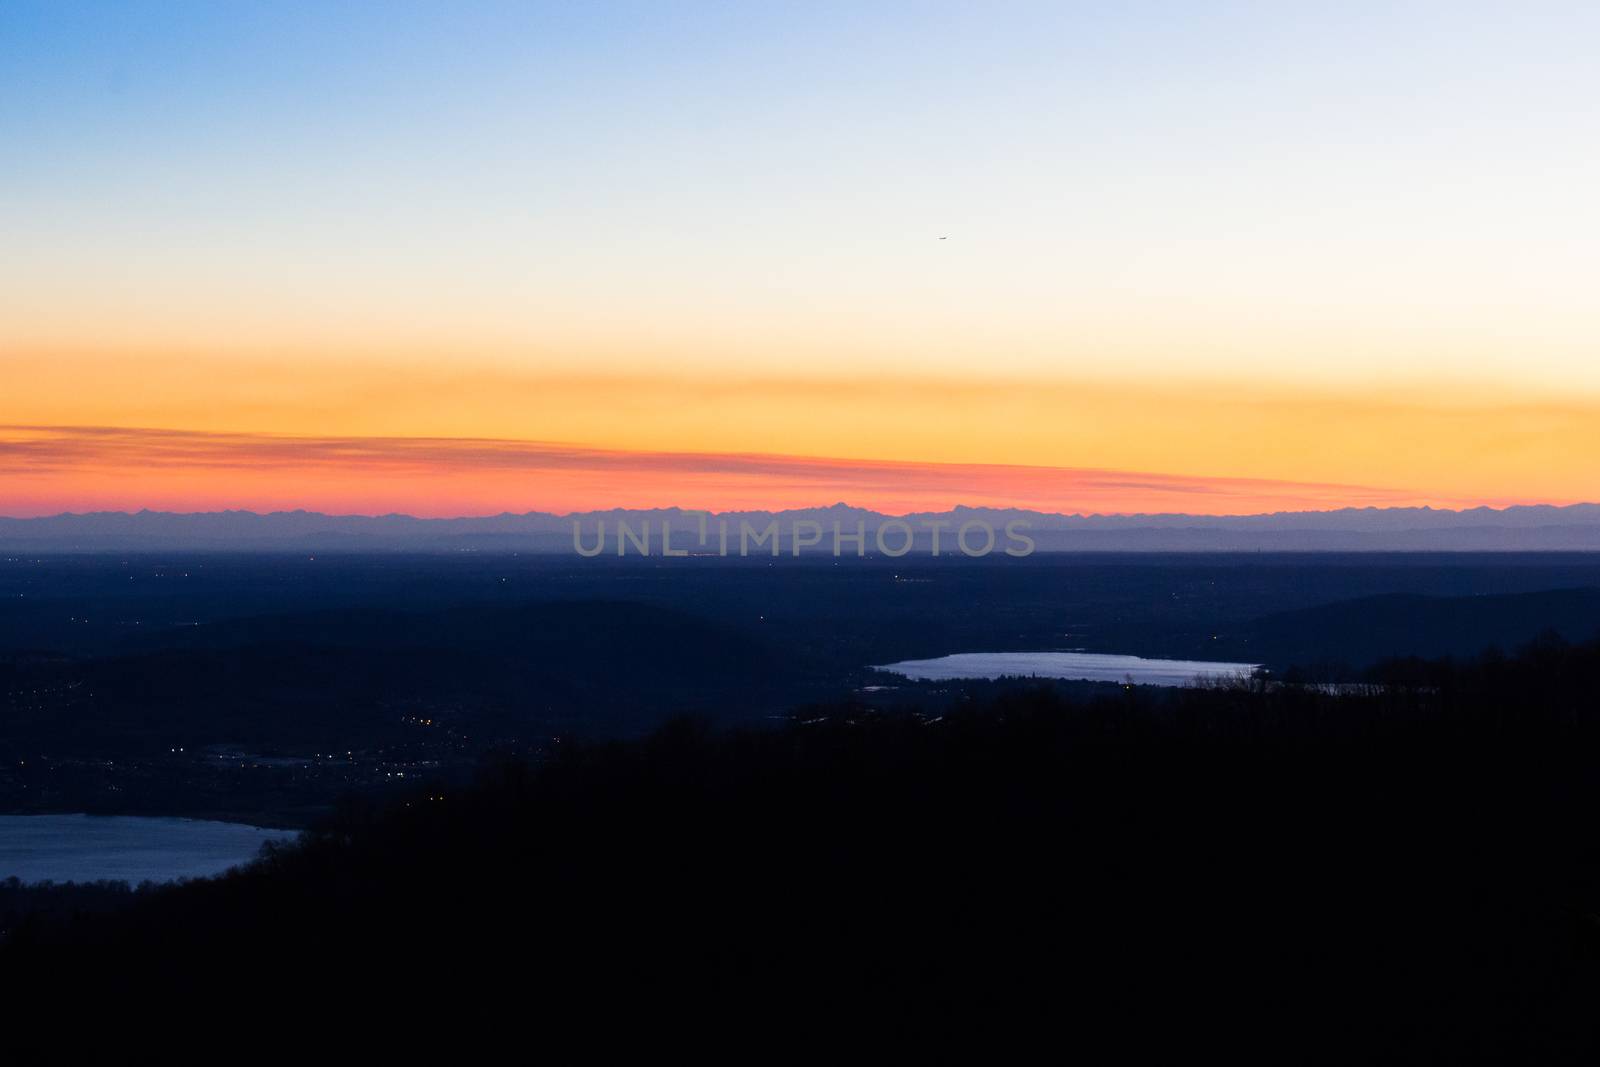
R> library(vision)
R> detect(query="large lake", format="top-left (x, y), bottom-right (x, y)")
top-left (0, 814), bottom-right (297, 884)
top-left (873, 651), bottom-right (1259, 686)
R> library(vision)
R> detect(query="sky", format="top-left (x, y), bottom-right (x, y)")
top-left (3, 1), bottom-right (1598, 516)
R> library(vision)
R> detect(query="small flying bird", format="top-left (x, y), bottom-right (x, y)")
top-left (938, 236), bottom-right (948, 240)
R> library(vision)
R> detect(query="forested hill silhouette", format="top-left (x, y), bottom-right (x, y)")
top-left (8, 636), bottom-right (1600, 1060)
top-left (1212, 587), bottom-right (1600, 672)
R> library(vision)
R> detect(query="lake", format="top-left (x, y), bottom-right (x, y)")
top-left (872, 651), bottom-right (1259, 686)
top-left (0, 814), bottom-right (297, 885)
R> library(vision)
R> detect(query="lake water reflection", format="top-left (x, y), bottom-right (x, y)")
top-left (872, 651), bottom-right (1259, 686)
top-left (0, 814), bottom-right (296, 884)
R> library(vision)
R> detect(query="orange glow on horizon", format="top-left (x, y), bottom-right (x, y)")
top-left (4, 362), bottom-right (1599, 516)
top-left (0, 424), bottom-right (1583, 519)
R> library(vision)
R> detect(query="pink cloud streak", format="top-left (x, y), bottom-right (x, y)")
top-left (0, 424), bottom-right (1435, 518)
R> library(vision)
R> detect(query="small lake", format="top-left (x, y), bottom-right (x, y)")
top-left (872, 651), bottom-right (1259, 686)
top-left (0, 814), bottom-right (297, 885)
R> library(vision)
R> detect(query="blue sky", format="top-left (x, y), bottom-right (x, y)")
top-left (4, 3), bottom-right (1599, 514)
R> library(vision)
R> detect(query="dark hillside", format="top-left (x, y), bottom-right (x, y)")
top-left (9, 638), bottom-right (1600, 1060)
top-left (1225, 587), bottom-right (1600, 672)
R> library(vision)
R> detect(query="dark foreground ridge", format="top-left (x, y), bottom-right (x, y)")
top-left (7, 638), bottom-right (1600, 1059)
